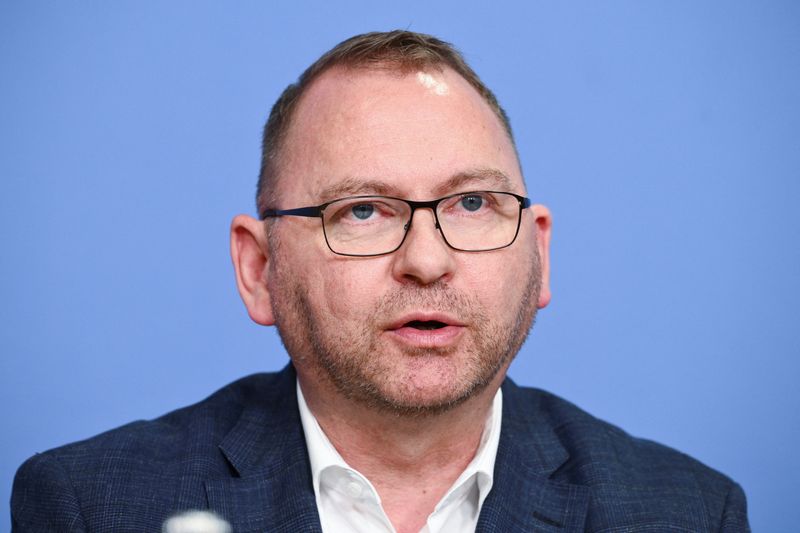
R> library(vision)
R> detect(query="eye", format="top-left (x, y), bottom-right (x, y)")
top-left (325, 197), bottom-right (403, 226)
top-left (351, 204), bottom-right (374, 220)
top-left (460, 195), bottom-right (483, 212)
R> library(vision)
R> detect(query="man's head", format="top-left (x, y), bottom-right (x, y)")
top-left (232, 30), bottom-right (551, 417)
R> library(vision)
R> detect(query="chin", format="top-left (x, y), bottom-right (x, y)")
top-left (354, 363), bottom-right (498, 417)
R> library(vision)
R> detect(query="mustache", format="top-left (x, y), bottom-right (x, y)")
top-left (372, 282), bottom-right (487, 324)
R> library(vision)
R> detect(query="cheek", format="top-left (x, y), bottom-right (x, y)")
top-left (456, 241), bottom-right (537, 317)
top-left (277, 227), bottom-right (369, 319)
top-left (314, 260), bottom-right (389, 321)
top-left (458, 258), bottom-right (516, 312)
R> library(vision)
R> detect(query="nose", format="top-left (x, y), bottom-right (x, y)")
top-left (390, 207), bottom-right (456, 285)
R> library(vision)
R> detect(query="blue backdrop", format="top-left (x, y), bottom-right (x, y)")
top-left (2, 2), bottom-right (798, 531)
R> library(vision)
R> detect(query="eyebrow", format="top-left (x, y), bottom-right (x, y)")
top-left (432, 168), bottom-right (514, 196)
top-left (317, 178), bottom-right (395, 203)
top-left (317, 168), bottom-right (515, 203)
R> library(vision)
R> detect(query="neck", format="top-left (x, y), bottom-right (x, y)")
top-left (297, 366), bottom-right (505, 533)
top-left (317, 389), bottom-right (494, 466)
top-left (298, 365), bottom-right (504, 480)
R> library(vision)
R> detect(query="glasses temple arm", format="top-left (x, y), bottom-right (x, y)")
top-left (260, 206), bottom-right (323, 219)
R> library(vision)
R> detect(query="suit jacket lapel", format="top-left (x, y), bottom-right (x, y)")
top-left (204, 365), bottom-right (323, 533)
top-left (201, 369), bottom-right (588, 532)
top-left (477, 380), bottom-right (589, 532)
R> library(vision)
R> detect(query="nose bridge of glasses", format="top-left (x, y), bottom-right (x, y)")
top-left (405, 198), bottom-right (443, 232)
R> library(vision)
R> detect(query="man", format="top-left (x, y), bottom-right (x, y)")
top-left (12, 30), bottom-right (749, 532)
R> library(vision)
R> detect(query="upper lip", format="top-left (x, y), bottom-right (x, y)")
top-left (386, 312), bottom-right (466, 330)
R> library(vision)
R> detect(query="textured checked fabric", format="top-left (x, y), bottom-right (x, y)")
top-left (12, 365), bottom-right (750, 532)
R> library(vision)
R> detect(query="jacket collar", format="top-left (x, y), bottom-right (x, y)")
top-left (203, 367), bottom-right (587, 532)
top-left (476, 379), bottom-right (589, 532)
top-left (205, 365), bottom-right (323, 533)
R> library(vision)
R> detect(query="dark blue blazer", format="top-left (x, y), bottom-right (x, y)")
top-left (12, 365), bottom-right (749, 532)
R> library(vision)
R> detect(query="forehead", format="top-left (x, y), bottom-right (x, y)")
top-left (276, 66), bottom-right (523, 204)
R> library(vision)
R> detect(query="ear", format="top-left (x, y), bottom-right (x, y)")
top-left (230, 214), bottom-right (275, 326)
top-left (531, 204), bottom-right (552, 309)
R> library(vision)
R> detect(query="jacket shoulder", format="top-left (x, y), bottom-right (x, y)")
top-left (22, 372), bottom-right (285, 465)
top-left (12, 371), bottom-right (292, 532)
top-left (503, 383), bottom-right (749, 531)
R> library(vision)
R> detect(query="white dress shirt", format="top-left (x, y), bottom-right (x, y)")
top-left (296, 381), bottom-right (503, 533)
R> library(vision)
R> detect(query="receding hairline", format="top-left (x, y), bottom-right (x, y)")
top-left (257, 30), bottom-right (518, 215)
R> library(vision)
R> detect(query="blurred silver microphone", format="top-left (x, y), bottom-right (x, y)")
top-left (162, 510), bottom-right (232, 533)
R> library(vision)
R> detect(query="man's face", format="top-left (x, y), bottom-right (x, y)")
top-left (266, 66), bottom-right (550, 415)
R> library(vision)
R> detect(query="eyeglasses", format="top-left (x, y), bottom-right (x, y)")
top-left (261, 190), bottom-right (531, 257)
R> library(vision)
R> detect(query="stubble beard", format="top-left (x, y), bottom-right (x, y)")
top-left (270, 249), bottom-right (542, 418)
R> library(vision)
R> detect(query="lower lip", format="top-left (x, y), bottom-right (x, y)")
top-left (387, 325), bottom-right (464, 347)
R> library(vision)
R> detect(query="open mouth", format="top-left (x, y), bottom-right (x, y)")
top-left (404, 320), bottom-right (448, 330)
top-left (387, 315), bottom-right (463, 345)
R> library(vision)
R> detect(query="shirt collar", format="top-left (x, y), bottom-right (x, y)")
top-left (296, 381), bottom-right (354, 495)
top-left (296, 379), bottom-right (503, 507)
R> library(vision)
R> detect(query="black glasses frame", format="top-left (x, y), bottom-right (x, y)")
top-left (260, 190), bottom-right (532, 257)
